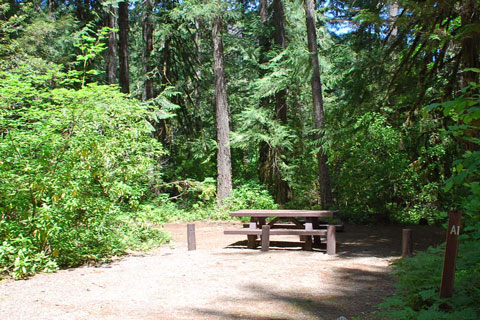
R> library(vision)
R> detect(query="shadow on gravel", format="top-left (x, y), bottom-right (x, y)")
top-left (335, 225), bottom-right (445, 259)
top-left (224, 225), bottom-right (445, 259)
top-left (191, 265), bottom-right (393, 320)
top-left (226, 240), bottom-right (323, 252)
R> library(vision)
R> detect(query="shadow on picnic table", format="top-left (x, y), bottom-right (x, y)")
top-left (225, 224), bottom-right (445, 259)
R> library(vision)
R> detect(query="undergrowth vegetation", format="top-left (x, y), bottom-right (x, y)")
top-left (380, 241), bottom-right (480, 320)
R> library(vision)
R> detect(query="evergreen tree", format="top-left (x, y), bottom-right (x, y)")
top-left (212, 11), bottom-right (233, 203)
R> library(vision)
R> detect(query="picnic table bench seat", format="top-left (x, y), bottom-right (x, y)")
top-left (224, 225), bottom-right (336, 253)
top-left (241, 222), bottom-right (344, 231)
top-left (224, 228), bottom-right (327, 236)
top-left (225, 209), bottom-right (338, 254)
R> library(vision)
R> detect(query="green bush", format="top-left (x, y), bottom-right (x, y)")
top-left (379, 240), bottom-right (480, 319)
top-left (136, 180), bottom-right (277, 223)
top-left (0, 65), bottom-right (167, 278)
top-left (223, 181), bottom-right (278, 212)
top-left (329, 112), bottom-right (412, 222)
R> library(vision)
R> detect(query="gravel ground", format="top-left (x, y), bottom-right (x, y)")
top-left (0, 222), bottom-right (444, 320)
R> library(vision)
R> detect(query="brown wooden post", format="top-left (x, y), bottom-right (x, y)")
top-left (440, 211), bottom-right (462, 298)
top-left (261, 225), bottom-right (270, 252)
top-left (312, 218), bottom-right (321, 247)
top-left (304, 222), bottom-right (313, 251)
top-left (187, 223), bottom-right (196, 251)
top-left (247, 221), bottom-right (257, 249)
top-left (327, 225), bottom-right (336, 255)
top-left (402, 229), bottom-right (413, 257)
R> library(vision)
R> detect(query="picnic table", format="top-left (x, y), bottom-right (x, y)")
top-left (224, 209), bottom-right (339, 254)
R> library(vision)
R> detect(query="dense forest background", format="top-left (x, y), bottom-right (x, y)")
top-left (1, 0), bottom-right (479, 317)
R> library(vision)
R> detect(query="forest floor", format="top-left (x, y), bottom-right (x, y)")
top-left (0, 221), bottom-right (445, 320)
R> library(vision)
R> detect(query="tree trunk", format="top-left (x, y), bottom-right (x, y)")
top-left (212, 15), bottom-right (233, 203)
top-left (258, 0), bottom-right (271, 189)
top-left (460, 0), bottom-right (479, 88)
top-left (460, 0), bottom-right (480, 152)
top-left (257, 0), bottom-right (290, 204)
top-left (272, 0), bottom-right (289, 204)
top-left (389, 1), bottom-right (399, 38)
top-left (76, 0), bottom-right (85, 21)
top-left (259, 0), bottom-right (268, 23)
top-left (104, 3), bottom-right (117, 85)
top-left (304, 0), bottom-right (333, 209)
top-left (273, 0), bottom-right (287, 123)
top-left (118, 0), bottom-right (130, 93)
top-left (142, 0), bottom-right (154, 101)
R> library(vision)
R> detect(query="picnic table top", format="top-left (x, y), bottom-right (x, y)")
top-left (230, 209), bottom-right (337, 218)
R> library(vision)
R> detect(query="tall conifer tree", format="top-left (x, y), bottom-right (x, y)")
top-left (304, 0), bottom-right (332, 208)
top-left (212, 13), bottom-right (232, 203)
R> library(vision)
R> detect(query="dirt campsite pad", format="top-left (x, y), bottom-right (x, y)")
top-left (0, 222), bottom-right (444, 320)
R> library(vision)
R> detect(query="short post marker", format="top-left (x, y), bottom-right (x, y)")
top-left (327, 225), bottom-right (336, 255)
top-left (402, 229), bottom-right (413, 257)
top-left (440, 211), bottom-right (462, 298)
top-left (261, 225), bottom-right (270, 252)
top-left (187, 223), bottom-right (196, 251)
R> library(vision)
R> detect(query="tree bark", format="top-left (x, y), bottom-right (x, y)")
top-left (258, 0), bottom-right (272, 197)
top-left (76, 0), bottom-right (85, 21)
top-left (273, 0), bottom-right (287, 123)
top-left (460, 0), bottom-right (480, 152)
top-left (104, 3), bottom-right (117, 85)
top-left (212, 15), bottom-right (233, 203)
top-left (304, 0), bottom-right (333, 209)
top-left (389, 1), bottom-right (399, 38)
top-left (460, 0), bottom-right (479, 88)
top-left (272, 0), bottom-right (289, 204)
top-left (259, 0), bottom-right (268, 23)
top-left (118, 0), bottom-right (130, 93)
top-left (142, 0), bottom-right (154, 100)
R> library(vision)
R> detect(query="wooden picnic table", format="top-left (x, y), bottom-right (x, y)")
top-left (225, 209), bottom-right (339, 254)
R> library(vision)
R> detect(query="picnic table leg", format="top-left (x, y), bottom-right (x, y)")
top-left (300, 218), bottom-right (309, 242)
top-left (247, 221), bottom-right (257, 249)
top-left (311, 218), bottom-right (322, 248)
top-left (258, 217), bottom-right (266, 227)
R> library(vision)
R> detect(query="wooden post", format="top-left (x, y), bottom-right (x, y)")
top-left (327, 225), bottom-right (336, 255)
top-left (187, 223), bottom-right (196, 251)
top-left (440, 211), bottom-right (462, 298)
top-left (312, 218), bottom-right (321, 247)
top-left (261, 225), bottom-right (270, 252)
top-left (304, 222), bottom-right (313, 251)
top-left (247, 221), bottom-right (257, 249)
top-left (402, 229), bottom-right (413, 257)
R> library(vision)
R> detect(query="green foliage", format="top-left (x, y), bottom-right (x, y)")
top-left (0, 64), bottom-right (167, 279)
top-left (379, 79), bottom-right (480, 319)
top-left (329, 112), bottom-right (412, 222)
top-left (379, 241), bottom-right (480, 319)
top-left (137, 180), bottom-right (277, 222)
top-left (428, 77), bottom-right (480, 223)
top-left (223, 181), bottom-right (278, 213)
top-left (69, 23), bottom-right (111, 86)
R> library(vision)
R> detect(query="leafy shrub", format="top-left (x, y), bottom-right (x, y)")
top-left (136, 180), bottom-right (277, 223)
top-left (0, 65), bottom-right (167, 278)
top-left (222, 181), bottom-right (278, 213)
top-left (379, 240), bottom-right (480, 319)
top-left (329, 112), bottom-right (412, 222)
